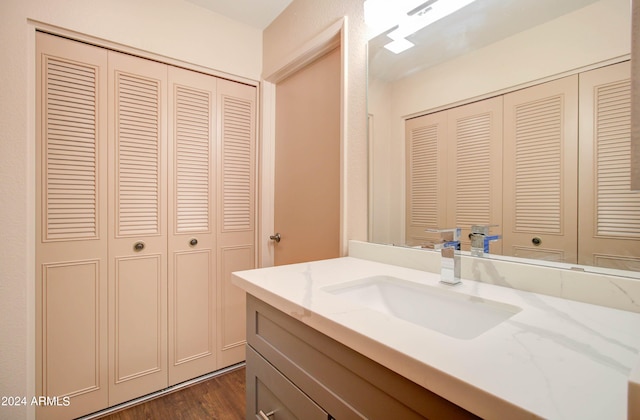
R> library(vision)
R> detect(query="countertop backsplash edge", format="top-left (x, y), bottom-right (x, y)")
top-left (348, 240), bottom-right (640, 314)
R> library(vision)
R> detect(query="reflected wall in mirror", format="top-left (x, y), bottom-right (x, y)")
top-left (367, 0), bottom-right (640, 273)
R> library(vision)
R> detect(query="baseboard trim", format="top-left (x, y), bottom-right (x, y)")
top-left (80, 362), bottom-right (246, 419)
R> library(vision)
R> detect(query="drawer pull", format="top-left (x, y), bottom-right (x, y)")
top-left (258, 410), bottom-right (274, 420)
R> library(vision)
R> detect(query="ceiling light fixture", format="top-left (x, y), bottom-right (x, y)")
top-left (365, 0), bottom-right (478, 54)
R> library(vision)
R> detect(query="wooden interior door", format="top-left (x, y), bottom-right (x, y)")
top-left (36, 32), bottom-right (109, 420)
top-left (167, 66), bottom-right (217, 385)
top-left (578, 61), bottom-right (640, 270)
top-left (273, 47), bottom-right (341, 265)
top-left (108, 50), bottom-right (168, 404)
top-left (503, 76), bottom-right (578, 263)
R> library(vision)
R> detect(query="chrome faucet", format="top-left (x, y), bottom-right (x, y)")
top-left (427, 228), bottom-right (461, 286)
top-left (469, 225), bottom-right (501, 257)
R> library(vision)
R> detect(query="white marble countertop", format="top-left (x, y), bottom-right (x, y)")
top-left (232, 257), bottom-right (640, 419)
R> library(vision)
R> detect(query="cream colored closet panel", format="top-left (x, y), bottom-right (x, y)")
top-left (446, 97), bottom-right (503, 252)
top-left (107, 51), bottom-right (168, 405)
top-left (579, 61), bottom-right (640, 270)
top-left (216, 79), bottom-right (256, 367)
top-left (167, 66), bottom-right (217, 385)
top-left (405, 111), bottom-right (448, 246)
top-left (503, 76), bottom-right (578, 263)
top-left (36, 32), bottom-right (108, 420)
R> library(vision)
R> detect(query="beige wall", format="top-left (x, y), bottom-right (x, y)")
top-left (369, 0), bottom-right (632, 245)
top-left (0, 1), bottom-right (261, 418)
top-left (263, 0), bottom-right (368, 252)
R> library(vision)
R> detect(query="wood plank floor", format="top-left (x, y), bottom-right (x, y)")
top-left (96, 367), bottom-right (246, 420)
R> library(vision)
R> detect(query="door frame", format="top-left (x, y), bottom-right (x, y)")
top-left (259, 17), bottom-right (347, 267)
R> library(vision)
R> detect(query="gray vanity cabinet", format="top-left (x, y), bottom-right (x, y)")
top-left (246, 347), bottom-right (329, 419)
top-left (245, 295), bottom-right (480, 419)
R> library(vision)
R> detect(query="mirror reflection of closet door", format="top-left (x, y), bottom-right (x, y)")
top-left (405, 97), bottom-right (503, 249)
top-left (446, 97), bottom-right (503, 252)
top-left (405, 110), bottom-right (448, 246)
top-left (579, 61), bottom-right (640, 270)
top-left (503, 75), bottom-right (578, 263)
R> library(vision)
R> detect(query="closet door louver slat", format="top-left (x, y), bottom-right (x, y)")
top-left (44, 57), bottom-right (99, 241)
top-left (595, 79), bottom-right (640, 236)
top-left (404, 111), bottom-right (447, 246)
top-left (513, 95), bottom-right (563, 234)
top-left (409, 124), bottom-right (439, 228)
top-left (454, 114), bottom-right (492, 228)
top-left (221, 95), bottom-right (254, 232)
top-left (115, 72), bottom-right (161, 236)
top-left (176, 85), bottom-right (211, 233)
top-left (579, 62), bottom-right (640, 270)
top-left (503, 75), bottom-right (578, 263)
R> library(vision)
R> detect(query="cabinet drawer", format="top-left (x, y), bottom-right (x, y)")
top-left (246, 295), bottom-right (479, 419)
top-left (246, 346), bottom-right (329, 420)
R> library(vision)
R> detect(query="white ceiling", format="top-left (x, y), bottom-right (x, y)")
top-left (185, 0), bottom-right (292, 29)
top-left (182, 0), bottom-right (603, 81)
top-left (369, 0), bottom-right (602, 82)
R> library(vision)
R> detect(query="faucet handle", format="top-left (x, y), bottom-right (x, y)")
top-left (426, 227), bottom-right (461, 240)
top-left (426, 227), bottom-right (461, 249)
top-left (470, 224), bottom-right (499, 235)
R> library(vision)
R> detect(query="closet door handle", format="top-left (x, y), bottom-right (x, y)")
top-left (133, 241), bottom-right (145, 252)
top-left (189, 238), bottom-right (198, 246)
top-left (531, 237), bottom-right (542, 246)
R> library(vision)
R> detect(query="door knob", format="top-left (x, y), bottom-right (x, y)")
top-left (269, 233), bottom-right (281, 243)
top-left (133, 241), bottom-right (145, 251)
top-left (189, 238), bottom-right (198, 246)
top-left (532, 237), bottom-right (542, 246)
top-left (258, 411), bottom-right (274, 420)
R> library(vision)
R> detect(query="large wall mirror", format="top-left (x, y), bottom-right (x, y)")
top-left (367, 0), bottom-right (640, 276)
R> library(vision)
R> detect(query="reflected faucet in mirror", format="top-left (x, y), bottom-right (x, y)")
top-left (469, 225), bottom-right (501, 257)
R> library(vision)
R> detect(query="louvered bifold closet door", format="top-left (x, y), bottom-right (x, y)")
top-left (579, 61), bottom-right (640, 270)
top-left (167, 67), bottom-right (217, 385)
top-left (216, 79), bottom-right (257, 367)
top-left (107, 51), bottom-right (168, 405)
top-left (36, 32), bottom-right (109, 420)
top-left (503, 76), bottom-right (579, 263)
top-left (405, 110), bottom-right (448, 246)
top-left (446, 97), bottom-right (503, 252)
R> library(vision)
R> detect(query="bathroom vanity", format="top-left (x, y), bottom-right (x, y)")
top-left (245, 295), bottom-right (478, 419)
top-left (232, 246), bottom-right (640, 419)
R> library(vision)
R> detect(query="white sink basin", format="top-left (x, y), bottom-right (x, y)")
top-left (322, 275), bottom-right (521, 339)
